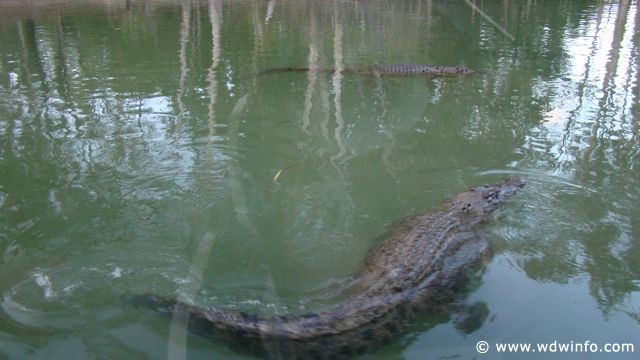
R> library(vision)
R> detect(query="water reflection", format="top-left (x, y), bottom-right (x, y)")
top-left (511, 1), bottom-right (640, 317)
top-left (0, 0), bottom-right (639, 358)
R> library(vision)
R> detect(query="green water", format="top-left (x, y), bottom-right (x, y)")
top-left (0, 0), bottom-right (639, 358)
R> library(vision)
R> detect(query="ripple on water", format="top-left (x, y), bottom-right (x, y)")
top-left (479, 169), bottom-right (602, 283)
top-left (0, 246), bottom-right (193, 333)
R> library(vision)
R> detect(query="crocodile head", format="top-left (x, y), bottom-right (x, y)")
top-left (447, 177), bottom-right (525, 218)
top-left (454, 66), bottom-right (475, 75)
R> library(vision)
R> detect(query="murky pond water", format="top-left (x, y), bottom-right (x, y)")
top-left (1, 0), bottom-right (639, 358)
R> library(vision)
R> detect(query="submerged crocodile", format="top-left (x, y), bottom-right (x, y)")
top-left (137, 177), bottom-right (525, 358)
top-left (258, 64), bottom-right (474, 77)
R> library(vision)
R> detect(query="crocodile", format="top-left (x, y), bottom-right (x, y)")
top-left (258, 64), bottom-right (474, 77)
top-left (137, 177), bottom-right (525, 358)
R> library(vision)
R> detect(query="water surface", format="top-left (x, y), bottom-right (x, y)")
top-left (0, 0), bottom-right (639, 358)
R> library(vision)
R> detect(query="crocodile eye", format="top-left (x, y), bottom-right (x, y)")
top-left (484, 189), bottom-right (498, 200)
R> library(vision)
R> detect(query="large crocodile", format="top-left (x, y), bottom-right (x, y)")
top-left (258, 64), bottom-right (474, 77)
top-left (137, 177), bottom-right (525, 358)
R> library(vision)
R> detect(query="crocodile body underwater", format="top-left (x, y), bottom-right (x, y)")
top-left (138, 177), bottom-right (525, 359)
top-left (258, 63), bottom-right (474, 77)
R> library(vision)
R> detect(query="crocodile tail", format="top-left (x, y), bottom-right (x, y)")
top-left (129, 294), bottom-right (303, 357)
top-left (130, 293), bottom-right (431, 358)
top-left (129, 294), bottom-right (258, 331)
top-left (257, 67), bottom-right (340, 76)
top-left (256, 67), bottom-right (311, 76)
top-left (129, 294), bottom-right (178, 314)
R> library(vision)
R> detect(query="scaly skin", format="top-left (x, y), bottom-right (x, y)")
top-left (258, 63), bottom-right (474, 77)
top-left (139, 177), bottom-right (525, 359)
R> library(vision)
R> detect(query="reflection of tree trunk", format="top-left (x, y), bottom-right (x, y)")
top-left (318, 69), bottom-right (331, 142)
top-left (227, 93), bottom-right (259, 258)
top-left (176, 0), bottom-right (191, 127)
top-left (167, 3), bottom-right (219, 357)
top-left (502, 0), bottom-right (508, 28)
top-left (22, 20), bottom-right (49, 104)
top-left (617, 2), bottom-right (638, 143)
top-left (603, 0), bottom-right (629, 88)
top-left (633, 2), bottom-right (640, 142)
top-left (425, 0), bottom-right (432, 32)
top-left (330, 5), bottom-right (345, 168)
top-left (559, 1), bottom-right (605, 161)
top-left (522, 0), bottom-right (533, 24)
top-left (251, 0), bottom-right (264, 89)
top-left (17, 22), bottom-right (36, 114)
top-left (193, 3), bottom-right (201, 63)
top-left (55, 15), bottom-right (73, 107)
top-left (265, 0), bottom-right (276, 24)
top-left (207, 0), bottom-right (221, 139)
top-left (584, 0), bottom-right (630, 162)
top-left (374, 75), bottom-right (397, 179)
top-left (301, 10), bottom-right (319, 136)
top-left (22, 18), bottom-right (55, 145)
